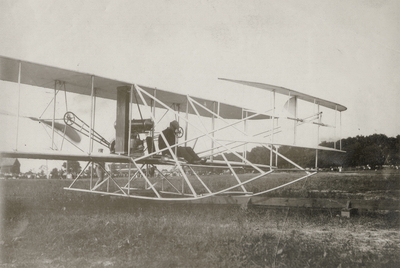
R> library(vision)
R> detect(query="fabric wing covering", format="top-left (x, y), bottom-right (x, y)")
top-left (0, 56), bottom-right (269, 120)
top-left (219, 78), bottom-right (347, 112)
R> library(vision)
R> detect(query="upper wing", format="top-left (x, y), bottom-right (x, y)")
top-left (0, 56), bottom-right (268, 120)
top-left (219, 78), bottom-right (347, 112)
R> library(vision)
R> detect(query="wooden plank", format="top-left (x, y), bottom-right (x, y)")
top-left (250, 197), bottom-right (346, 208)
top-left (189, 195), bottom-right (251, 206)
top-left (175, 196), bottom-right (400, 211)
top-left (349, 199), bottom-right (400, 211)
top-left (249, 197), bottom-right (400, 211)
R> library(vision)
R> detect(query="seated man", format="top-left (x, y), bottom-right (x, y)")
top-left (158, 120), bottom-right (206, 164)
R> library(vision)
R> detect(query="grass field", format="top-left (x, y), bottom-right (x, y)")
top-left (1, 172), bottom-right (399, 267)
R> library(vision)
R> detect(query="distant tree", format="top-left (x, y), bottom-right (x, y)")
top-left (210, 134), bottom-right (399, 169)
top-left (50, 168), bottom-right (60, 179)
top-left (247, 134), bottom-right (400, 169)
top-left (331, 134), bottom-right (399, 167)
top-left (247, 147), bottom-right (270, 165)
top-left (62, 160), bottom-right (81, 174)
top-left (110, 163), bottom-right (118, 175)
top-left (363, 144), bottom-right (385, 167)
top-left (214, 152), bottom-right (243, 162)
top-left (39, 165), bottom-right (48, 174)
top-left (393, 135), bottom-right (400, 164)
top-left (38, 169), bottom-right (47, 179)
top-left (380, 135), bottom-right (400, 165)
top-left (86, 165), bottom-right (93, 177)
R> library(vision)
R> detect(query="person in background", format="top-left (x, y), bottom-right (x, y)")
top-left (95, 162), bottom-right (105, 185)
top-left (158, 120), bottom-right (206, 164)
top-left (95, 149), bottom-right (105, 186)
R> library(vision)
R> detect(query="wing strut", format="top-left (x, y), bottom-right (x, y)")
top-left (16, 61), bottom-right (21, 150)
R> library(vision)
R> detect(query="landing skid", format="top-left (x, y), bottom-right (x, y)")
top-left (64, 152), bottom-right (317, 202)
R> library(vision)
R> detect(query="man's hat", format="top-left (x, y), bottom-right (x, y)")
top-left (170, 120), bottom-right (179, 130)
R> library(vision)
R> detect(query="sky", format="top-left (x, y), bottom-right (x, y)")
top-left (0, 0), bottom-right (399, 172)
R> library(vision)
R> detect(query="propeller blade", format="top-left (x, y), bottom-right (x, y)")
top-left (1, 110), bottom-right (81, 143)
top-left (28, 117), bottom-right (81, 143)
top-left (283, 96), bottom-right (296, 116)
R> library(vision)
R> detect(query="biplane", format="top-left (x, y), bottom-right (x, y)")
top-left (0, 55), bottom-right (346, 204)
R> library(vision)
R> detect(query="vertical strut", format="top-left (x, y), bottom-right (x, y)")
top-left (89, 75), bottom-right (95, 154)
top-left (52, 81), bottom-right (57, 149)
top-left (293, 96), bottom-right (298, 145)
top-left (340, 111), bottom-right (342, 150)
top-left (60, 82), bottom-right (68, 150)
top-left (211, 101), bottom-right (216, 162)
top-left (334, 105), bottom-right (337, 149)
top-left (185, 97), bottom-right (189, 147)
top-left (152, 89), bottom-right (157, 141)
top-left (315, 104), bottom-right (320, 170)
top-left (89, 76), bottom-right (95, 190)
top-left (243, 110), bottom-right (248, 161)
top-left (128, 85), bottom-right (134, 193)
top-left (16, 61), bottom-right (21, 150)
top-left (93, 90), bottom-right (97, 152)
top-left (270, 90), bottom-right (275, 168)
top-left (128, 85), bottom-right (133, 157)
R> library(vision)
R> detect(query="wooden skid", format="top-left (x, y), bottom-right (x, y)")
top-left (189, 196), bottom-right (399, 211)
top-left (250, 197), bottom-right (400, 211)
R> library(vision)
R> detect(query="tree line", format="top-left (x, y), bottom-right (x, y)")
top-left (216, 134), bottom-right (400, 169)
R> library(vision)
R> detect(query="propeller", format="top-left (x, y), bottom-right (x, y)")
top-left (0, 110), bottom-right (81, 143)
top-left (28, 117), bottom-right (81, 143)
top-left (283, 96), bottom-right (297, 116)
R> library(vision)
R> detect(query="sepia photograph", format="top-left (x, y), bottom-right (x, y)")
top-left (0, 0), bottom-right (399, 267)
